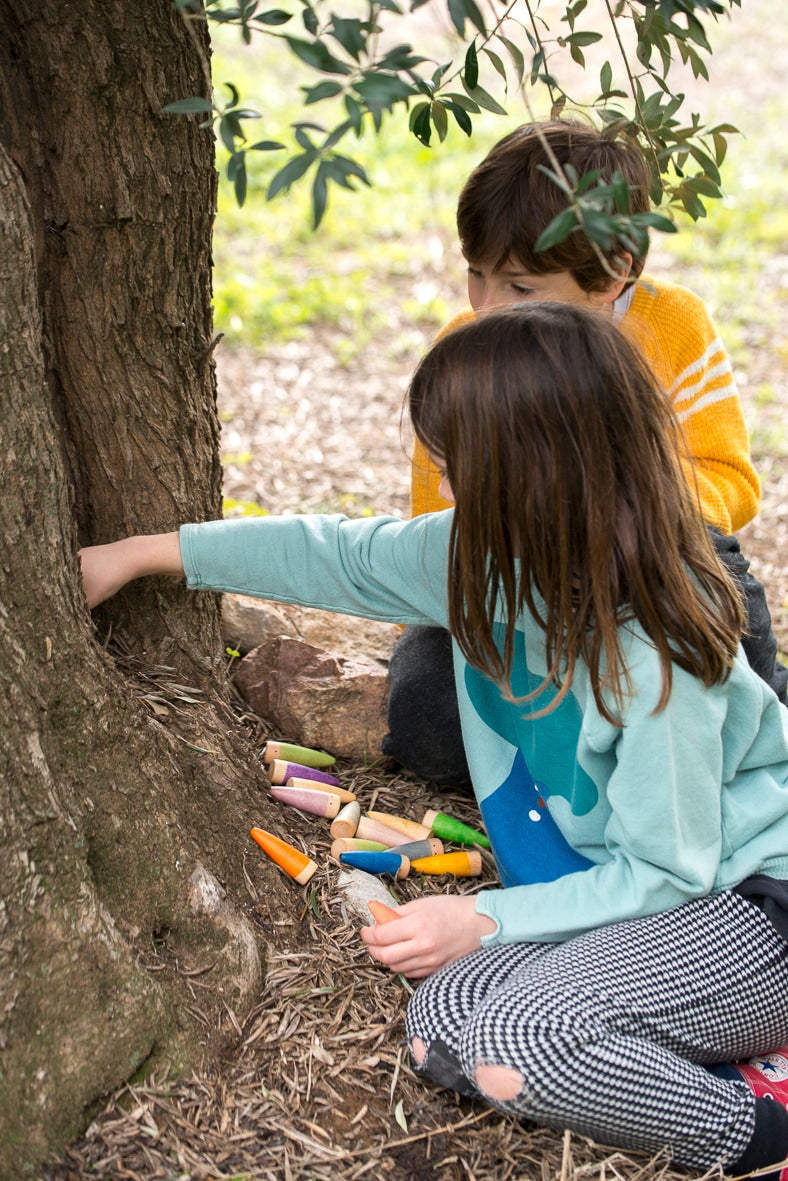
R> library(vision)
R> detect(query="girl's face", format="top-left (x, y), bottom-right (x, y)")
top-left (466, 258), bottom-right (625, 314)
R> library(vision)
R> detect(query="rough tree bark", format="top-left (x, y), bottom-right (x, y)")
top-left (0, 3), bottom-right (292, 1172)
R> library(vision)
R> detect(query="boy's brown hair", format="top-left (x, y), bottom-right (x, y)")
top-left (408, 303), bottom-right (743, 722)
top-left (457, 119), bottom-right (652, 292)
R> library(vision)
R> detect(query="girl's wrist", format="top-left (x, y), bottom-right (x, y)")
top-left (125, 532), bottom-right (183, 580)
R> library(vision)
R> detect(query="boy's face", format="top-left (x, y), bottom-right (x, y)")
top-left (428, 452), bottom-right (455, 504)
top-left (466, 258), bottom-right (619, 314)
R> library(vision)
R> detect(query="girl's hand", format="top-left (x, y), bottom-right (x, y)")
top-left (79, 533), bottom-right (183, 608)
top-left (361, 895), bottom-right (497, 978)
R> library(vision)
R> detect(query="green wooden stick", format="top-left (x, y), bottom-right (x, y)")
top-left (422, 808), bottom-right (491, 849)
top-left (263, 740), bottom-right (336, 768)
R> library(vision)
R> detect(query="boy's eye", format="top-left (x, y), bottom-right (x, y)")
top-left (512, 283), bottom-right (534, 296)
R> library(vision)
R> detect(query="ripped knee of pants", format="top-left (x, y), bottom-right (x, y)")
top-left (474, 1061), bottom-right (524, 1103)
top-left (410, 1036), bottom-right (427, 1067)
top-left (410, 1036), bottom-right (478, 1098)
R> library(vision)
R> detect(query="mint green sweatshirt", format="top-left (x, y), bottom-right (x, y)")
top-left (180, 511), bottom-right (788, 946)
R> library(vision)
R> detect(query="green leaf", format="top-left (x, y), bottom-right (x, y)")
top-left (461, 80), bottom-right (507, 116)
top-left (295, 125), bottom-right (317, 151)
top-left (431, 99), bottom-right (448, 142)
top-left (353, 72), bottom-right (415, 111)
top-left (566, 30), bottom-right (602, 46)
top-left (223, 82), bottom-right (241, 109)
top-left (443, 91), bottom-right (480, 113)
top-left (599, 60), bottom-right (612, 95)
top-left (267, 151), bottom-right (316, 200)
top-left (464, 41), bottom-right (478, 90)
top-left (569, 42), bottom-right (585, 67)
top-left (377, 45), bottom-right (427, 71)
top-left (303, 80), bottom-right (344, 104)
top-left (460, 0), bottom-right (487, 35)
top-left (329, 16), bottom-right (367, 60)
top-left (573, 166), bottom-right (602, 195)
top-left (411, 102), bottom-right (431, 145)
top-left (634, 211), bottom-right (677, 235)
top-left (253, 8), bottom-right (292, 23)
top-left (323, 153), bottom-right (370, 189)
top-left (285, 36), bottom-right (352, 75)
top-left (442, 99), bottom-right (472, 137)
top-left (611, 170), bottom-right (629, 213)
top-left (447, 0), bottom-right (466, 36)
top-left (482, 47), bottom-right (506, 84)
top-left (534, 207), bottom-right (578, 253)
top-left (312, 160), bottom-right (329, 229)
top-left (219, 113), bottom-right (244, 152)
top-left (233, 157), bottom-right (248, 205)
top-left (164, 97), bottom-right (214, 114)
top-left (497, 35), bottom-right (524, 84)
top-left (248, 139), bottom-right (286, 151)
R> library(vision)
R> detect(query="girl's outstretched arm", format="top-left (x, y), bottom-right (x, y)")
top-left (361, 895), bottom-right (497, 978)
top-left (79, 533), bottom-right (183, 609)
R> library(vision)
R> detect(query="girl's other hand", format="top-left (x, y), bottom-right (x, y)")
top-left (361, 894), bottom-right (497, 978)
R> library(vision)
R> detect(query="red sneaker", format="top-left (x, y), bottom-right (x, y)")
top-left (735, 1050), bottom-right (788, 1108)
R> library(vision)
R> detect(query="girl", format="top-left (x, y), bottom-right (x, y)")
top-left (81, 304), bottom-right (788, 1177)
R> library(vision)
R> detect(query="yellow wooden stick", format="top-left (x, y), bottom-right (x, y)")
top-left (366, 810), bottom-right (431, 841)
top-left (410, 851), bottom-right (483, 877)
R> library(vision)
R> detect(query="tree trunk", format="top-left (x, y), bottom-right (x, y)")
top-left (0, 4), bottom-right (290, 1172)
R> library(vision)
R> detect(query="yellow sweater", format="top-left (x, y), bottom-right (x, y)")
top-left (411, 276), bottom-right (760, 534)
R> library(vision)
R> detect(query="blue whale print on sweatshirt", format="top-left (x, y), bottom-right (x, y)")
top-left (464, 624), bottom-right (596, 886)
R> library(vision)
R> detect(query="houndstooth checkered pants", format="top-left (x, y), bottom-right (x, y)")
top-left (406, 890), bottom-right (788, 1171)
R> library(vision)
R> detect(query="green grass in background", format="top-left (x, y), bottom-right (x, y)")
top-left (209, 26), bottom-right (523, 355)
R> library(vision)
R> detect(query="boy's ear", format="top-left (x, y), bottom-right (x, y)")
top-left (597, 252), bottom-right (634, 304)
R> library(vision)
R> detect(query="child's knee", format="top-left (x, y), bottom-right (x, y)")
top-left (474, 1061), bottom-right (524, 1102)
top-left (410, 1036), bottom-right (427, 1067)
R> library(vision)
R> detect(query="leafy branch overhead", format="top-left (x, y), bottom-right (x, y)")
top-left (169, 0), bottom-right (742, 253)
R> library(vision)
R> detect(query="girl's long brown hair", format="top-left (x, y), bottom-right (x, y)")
top-left (408, 303), bottom-right (744, 721)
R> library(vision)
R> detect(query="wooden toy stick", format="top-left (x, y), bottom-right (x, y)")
top-left (355, 817), bottom-right (415, 848)
top-left (263, 741), bottom-right (336, 768)
top-left (339, 850), bottom-right (410, 880)
top-left (286, 776), bottom-right (356, 804)
top-left (367, 899), bottom-right (400, 924)
top-left (421, 809), bottom-right (491, 849)
top-left (269, 759), bottom-right (340, 787)
top-left (390, 837), bottom-right (444, 860)
top-left (331, 838), bottom-right (388, 859)
top-left (410, 851), bottom-right (483, 877)
top-left (250, 827), bottom-right (317, 885)
top-left (329, 800), bottom-right (361, 839)
top-left (271, 784), bottom-right (342, 819)
top-left (366, 810), bottom-right (431, 841)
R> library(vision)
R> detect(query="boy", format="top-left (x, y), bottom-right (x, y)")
top-left (382, 120), bottom-right (787, 789)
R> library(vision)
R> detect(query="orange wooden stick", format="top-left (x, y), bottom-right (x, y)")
top-left (250, 827), bottom-right (317, 885)
top-left (367, 899), bottom-right (401, 924)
